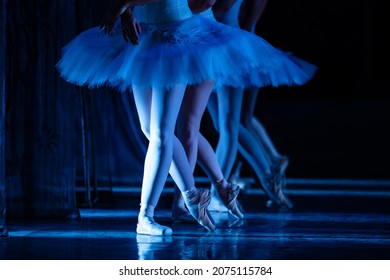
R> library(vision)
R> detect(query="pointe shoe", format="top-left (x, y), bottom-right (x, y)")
top-left (183, 188), bottom-right (216, 231)
top-left (215, 179), bottom-right (245, 220)
top-left (260, 173), bottom-right (283, 205)
top-left (172, 184), bottom-right (196, 223)
top-left (269, 155), bottom-right (294, 210)
top-left (136, 216), bottom-right (173, 236)
top-left (273, 174), bottom-right (294, 209)
top-left (272, 155), bottom-right (289, 175)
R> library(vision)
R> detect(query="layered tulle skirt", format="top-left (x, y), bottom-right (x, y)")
top-left (56, 15), bottom-right (316, 91)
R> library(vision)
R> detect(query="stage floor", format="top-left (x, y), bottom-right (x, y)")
top-left (1, 184), bottom-right (390, 260)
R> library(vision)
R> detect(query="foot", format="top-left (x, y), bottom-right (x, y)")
top-left (269, 156), bottom-right (293, 209)
top-left (172, 185), bottom-right (196, 223)
top-left (273, 174), bottom-right (294, 209)
top-left (261, 173), bottom-right (283, 205)
top-left (272, 155), bottom-right (289, 175)
top-left (215, 179), bottom-right (245, 220)
top-left (183, 188), bottom-right (216, 231)
top-left (229, 160), bottom-right (244, 187)
top-left (136, 216), bottom-right (173, 236)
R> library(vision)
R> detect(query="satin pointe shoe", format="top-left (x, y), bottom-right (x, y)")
top-left (272, 155), bottom-right (290, 175)
top-left (269, 155), bottom-right (294, 209)
top-left (256, 173), bottom-right (282, 206)
top-left (183, 188), bottom-right (216, 232)
top-left (266, 173), bottom-right (286, 209)
top-left (273, 173), bottom-right (294, 209)
top-left (171, 184), bottom-right (197, 223)
top-left (214, 179), bottom-right (245, 220)
top-left (136, 215), bottom-right (173, 236)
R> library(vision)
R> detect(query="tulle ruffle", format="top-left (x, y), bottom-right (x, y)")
top-left (56, 15), bottom-right (316, 91)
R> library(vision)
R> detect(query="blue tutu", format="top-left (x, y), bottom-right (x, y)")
top-left (56, 3), bottom-right (316, 91)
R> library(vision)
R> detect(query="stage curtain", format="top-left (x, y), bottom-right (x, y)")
top-left (5, 0), bottom-right (80, 218)
top-left (4, 0), bottom-right (147, 218)
top-left (1, 0), bottom-right (7, 228)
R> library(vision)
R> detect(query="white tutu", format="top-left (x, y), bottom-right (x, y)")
top-left (56, 12), bottom-right (316, 91)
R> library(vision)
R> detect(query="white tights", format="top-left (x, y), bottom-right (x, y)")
top-left (132, 84), bottom-right (195, 210)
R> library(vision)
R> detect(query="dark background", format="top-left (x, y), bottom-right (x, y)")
top-left (1, 0), bottom-right (389, 218)
top-left (229, 0), bottom-right (390, 180)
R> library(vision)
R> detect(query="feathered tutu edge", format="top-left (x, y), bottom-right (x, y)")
top-left (56, 15), bottom-right (317, 92)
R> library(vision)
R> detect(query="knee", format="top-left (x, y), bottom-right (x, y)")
top-left (149, 129), bottom-right (174, 150)
top-left (220, 119), bottom-right (239, 138)
top-left (177, 118), bottom-right (199, 144)
top-left (179, 130), bottom-right (198, 151)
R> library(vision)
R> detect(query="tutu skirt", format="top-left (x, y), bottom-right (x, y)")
top-left (56, 15), bottom-right (316, 91)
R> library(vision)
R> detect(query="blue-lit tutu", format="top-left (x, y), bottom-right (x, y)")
top-left (56, 13), bottom-right (316, 91)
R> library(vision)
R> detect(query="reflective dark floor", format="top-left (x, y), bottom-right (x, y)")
top-left (1, 182), bottom-right (390, 260)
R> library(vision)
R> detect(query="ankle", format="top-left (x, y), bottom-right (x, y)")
top-left (182, 187), bottom-right (198, 201)
top-left (214, 178), bottom-right (228, 190)
top-left (172, 193), bottom-right (185, 206)
top-left (138, 204), bottom-right (155, 221)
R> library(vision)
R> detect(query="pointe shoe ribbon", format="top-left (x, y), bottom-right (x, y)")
top-left (184, 188), bottom-right (216, 231)
top-left (215, 180), bottom-right (245, 220)
top-left (274, 174), bottom-right (294, 209)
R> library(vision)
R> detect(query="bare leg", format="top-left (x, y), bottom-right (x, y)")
top-left (251, 117), bottom-right (289, 171)
top-left (174, 82), bottom-right (244, 220)
top-left (215, 86), bottom-right (244, 179)
top-left (206, 92), bottom-right (219, 130)
top-left (237, 124), bottom-right (293, 208)
top-left (206, 86), bottom-right (245, 212)
top-left (242, 87), bottom-right (285, 165)
top-left (207, 86), bottom-right (290, 208)
top-left (177, 81), bottom-right (215, 170)
top-left (172, 81), bottom-right (218, 221)
top-left (241, 87), bottom-right (292, 208)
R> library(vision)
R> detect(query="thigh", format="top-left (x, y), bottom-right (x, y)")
top-left (149, 84), bottom-right (187, 138)
top-left (217, 86), bottom-right (244, 128)
top-left (179, 80), bottom-right (215, 129)
top-left (132, 86), bottom-right (153, 136)
top-left (206, 90), bottom-right (219, 131)
top-left (241, 88), bottom-right (259, 124)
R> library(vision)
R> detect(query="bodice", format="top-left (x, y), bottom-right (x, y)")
top-left (134, 0), bottom-right (193, 23)
top-left (197, 7), bottom-right (215, 21)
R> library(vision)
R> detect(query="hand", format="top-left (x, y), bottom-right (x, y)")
top-left (100, 13), bottom-right (119, 35)
top-left (100, 1), bottom-right (131, 35)
top-left (121, 9), bottom-right (142, 44)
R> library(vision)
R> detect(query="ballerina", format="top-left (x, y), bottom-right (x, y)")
top-left (57, 0), bottom-right (316, 235)
top-left (206, 0), bottom-right (296, 211)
